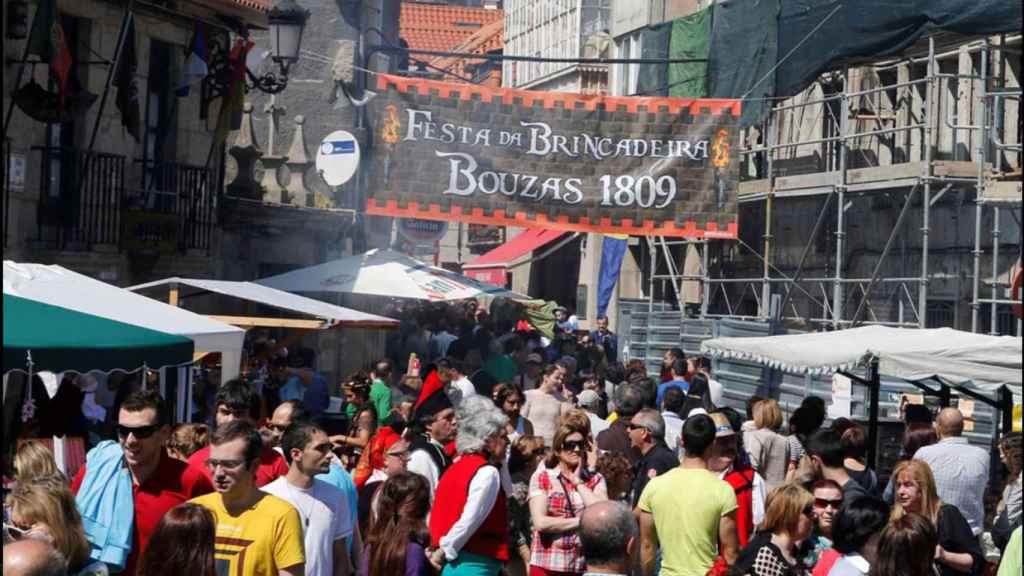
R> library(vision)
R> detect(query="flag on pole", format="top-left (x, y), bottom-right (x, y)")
top-left (114, 16), bottom-right (141, 141)
top-left (596, 235), bottom-right (629, 318)
top-left (176, 22), bottom-right (209, 97)
top-left (212, 38), bottom-right (253, 148)
top-left (26, 0), bottom-right (73, 108)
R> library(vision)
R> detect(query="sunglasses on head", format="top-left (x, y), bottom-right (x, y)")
top-left (116, 424), bottom-right (160, 440)
top-left (561, 440), bottom-right (586, 453)
top-left (3, 523), bottom-right (29, 542)
top-left (815, 497), bottom-right (843, 510)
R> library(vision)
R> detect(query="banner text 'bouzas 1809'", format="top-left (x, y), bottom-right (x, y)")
top-left (366, 74), bottom-right (740, 238)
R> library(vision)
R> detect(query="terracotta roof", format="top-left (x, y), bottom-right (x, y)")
top-left (400, 1), bottom-right (503, 54)
top-left (429, 17), bottom-right (504, 86)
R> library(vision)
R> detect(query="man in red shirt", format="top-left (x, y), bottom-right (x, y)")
top-left (72, 389), bottom-right (213, 575)
top-left (188, 379), bottom-right (289, 486)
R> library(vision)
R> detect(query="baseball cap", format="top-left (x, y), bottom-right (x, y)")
top-left (710, 412), bottom-right (735, 438)
top-left (577, 389), bottom-right (602, 408)
top-left (526, 353), bottom-right (544, 365)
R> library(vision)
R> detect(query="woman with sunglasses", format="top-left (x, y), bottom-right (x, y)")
top-left (819, 496), bottom-right (889, 576)
top-left (357, 432), bottom-right (410, 536)
top-left (731, 483), bottom-right (815, 576)
top-left (528, 419), bottom-right (608, 576)
top-left (801, 479), bottom-right (843, 573)
top-left (6, 475), bottom-right (108, 575)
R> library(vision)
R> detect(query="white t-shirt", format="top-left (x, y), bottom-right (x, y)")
top-left (708, 377), bottom-right (724, 407)
top-left (262, 477), bottom-right (353, 576)
top-left (449, 376), bottom-right (477, 406)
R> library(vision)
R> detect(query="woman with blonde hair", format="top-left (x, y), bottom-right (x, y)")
top-left (730, 483), bottom-right (815, 576)
top-left (743, 400), bottom-right (791, 489)
top-left (6, 475), bottom-right (107, 575)
top-left (13, 440), bottom-right (62, 483)
top-left (890, 460), bottom-right (983, 576)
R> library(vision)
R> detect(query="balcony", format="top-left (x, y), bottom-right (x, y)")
top-left (33, 146), bottom-right (127, 250)
top-left (30, 147), bottom-right (216, 253)
top-left (126, 160), bottom-right (217, 253)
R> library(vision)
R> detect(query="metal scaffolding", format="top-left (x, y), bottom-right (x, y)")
top-left (648, 34), bottom-right (1023, 335)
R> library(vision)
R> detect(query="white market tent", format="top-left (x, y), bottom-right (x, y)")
top-left (3, 262), bottom-right (245, 382)
top-left (127, 277), bottom-right (400, 330)
top-left (255, 248), bottom-right (533, 302)
top-left (701, 325), bottom-right (1022, 466)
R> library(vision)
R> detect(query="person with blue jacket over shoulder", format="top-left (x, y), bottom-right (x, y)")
top-left (72, 389), bottom-right (212, 574)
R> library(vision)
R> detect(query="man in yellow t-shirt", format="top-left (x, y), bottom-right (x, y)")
top-left (637, 414), bottom-right (739, 576)
top-left (190, 421), bottom-right (304, 576)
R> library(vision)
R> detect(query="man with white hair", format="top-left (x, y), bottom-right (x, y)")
top-left (628, 409), bottom-right (679, 507)
top-left (427, 396), bottom-right (510, 573)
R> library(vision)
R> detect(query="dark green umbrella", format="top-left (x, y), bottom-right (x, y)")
top-left (3, 294), bottom-right (194, 374)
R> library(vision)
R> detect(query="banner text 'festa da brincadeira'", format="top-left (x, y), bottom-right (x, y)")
top-left (366, 74), bottom-right (740, 238)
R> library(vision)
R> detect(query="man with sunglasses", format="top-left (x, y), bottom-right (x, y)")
top-left (71, 389), bottom-right (212, 576)
top-left (627, 409), bottom-right (679, 507)
top-left (187, 379), bottom-right (289, 487)
top-left (264, 400), bottom-right (310, 453)
top-left (190, 421), bottom-right (305, 576)
top-left (263, 421), bottom-right (354, 576)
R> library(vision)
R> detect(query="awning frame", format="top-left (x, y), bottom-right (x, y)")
top-left (128, 277), bottom-right (400, 330)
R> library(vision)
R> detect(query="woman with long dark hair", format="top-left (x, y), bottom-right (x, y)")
top-left (362, 471), bottom-right (432, 576)
top-left (682, 373), bottom-right (715, 417)
top-left (138, 503), bottom-right (216, 576)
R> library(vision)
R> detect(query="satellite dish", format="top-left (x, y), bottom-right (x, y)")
top-left (316, 130), bottom-right (361, 186)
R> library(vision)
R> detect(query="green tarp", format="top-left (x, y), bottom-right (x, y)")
top-left (707, 0), bottom-right (779, 127)
top-left (3, 294), bottom-right (195, 374)
top-left (667, 6), bottom-right (712, 98)
top-left (635, 23), bottom-right (672, 96)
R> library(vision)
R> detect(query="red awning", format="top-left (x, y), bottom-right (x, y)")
top-left (462, 229), bottom-right (565, 287)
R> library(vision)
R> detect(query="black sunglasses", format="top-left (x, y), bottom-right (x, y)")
top-left (116, 424), bottom-right (160, 439)
top-left (562, 440), bottom-right (587, 453)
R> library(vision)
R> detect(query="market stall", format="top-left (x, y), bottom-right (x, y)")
top-left (255, 248), bottom-right (534, 302)
top-left (701, 325), bottom-right (1022, 467)
top-left (127, 277), bottom-right (400, 330)
top-left (3, 262), bottom-right (245, 382)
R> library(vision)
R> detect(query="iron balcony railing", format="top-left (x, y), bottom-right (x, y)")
top-left (126, 160), bottom-right (217, 253)
top-left (33, 146), bottom-right (126, 249)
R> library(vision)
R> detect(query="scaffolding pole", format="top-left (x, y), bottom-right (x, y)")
top-left (919, 36), bottom-right (935, 329)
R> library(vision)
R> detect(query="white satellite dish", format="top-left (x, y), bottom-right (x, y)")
top-left (316, 130), bottom-right (361, 186)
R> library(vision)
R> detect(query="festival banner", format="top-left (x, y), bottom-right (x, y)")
top-left (366, 74), bottom-right (740, 238)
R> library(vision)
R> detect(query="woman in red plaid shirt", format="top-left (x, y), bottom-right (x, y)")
top-left (528, 419), bottom-right (608, 576)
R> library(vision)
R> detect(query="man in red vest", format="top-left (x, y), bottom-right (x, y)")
top-left (707, 411), bottom-right (767, 575)
top-left (427, 395), bottom-right (510, 575)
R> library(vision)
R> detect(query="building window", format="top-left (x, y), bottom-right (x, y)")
top-left (925, 300), bottom-right (955, 329)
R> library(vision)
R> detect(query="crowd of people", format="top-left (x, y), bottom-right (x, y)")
top-left (2, 300), bottom-right (1022, 576)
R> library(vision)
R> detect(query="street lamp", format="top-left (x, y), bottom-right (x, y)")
top-left (266, 0), bottom-right (308, 78)
top-left (202, 0), bottom-right (309, 105)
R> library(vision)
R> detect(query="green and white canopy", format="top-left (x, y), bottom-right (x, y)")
top-left (3, 294), bottom-right (194, 374)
